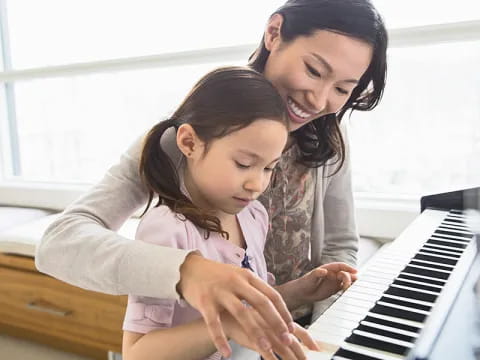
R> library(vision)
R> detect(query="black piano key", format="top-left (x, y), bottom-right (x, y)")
top-left (345, 333), bottom-right (410, 356)
top-left (409, 260), bottom-right (454, 272)
top-left (398, 273), bottom-right (445, 287)
top-left (393, 279), bottom-right (442, 293)
top-left (356, 324), bottom-right (416, 343)
top-left (434, 229), bottom-right (472, 239)
top-left (385, 286), bottom-right (438, 303)
top-left (403, 265), bottom-right (450, 280)
top-left (427, 239), bottom-right (467, 249)
top-left (422, 244), bottom-right (463, 255)
top-left (363, 315), bottom-right (421, 333)
top-left (414, 253), bottom-right (458, 266)
top-left (449, 209), bottom-right (464, 215)
top-left (443, 217), bottom-right (463, 223)
top-left (371, 303), bottom-right (427, 323)
top-left (334, 348), bottom-right (382, 360)
top-left (379, 296), bottom-right (432, 312)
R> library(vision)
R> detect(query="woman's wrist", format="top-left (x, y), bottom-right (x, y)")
top-left (176, 250), bottom-right (203, 299)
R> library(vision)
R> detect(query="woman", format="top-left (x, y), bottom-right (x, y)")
top-left (36, 0), bottom-right (387, 358)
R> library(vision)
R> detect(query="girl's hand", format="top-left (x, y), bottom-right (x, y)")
top-left (222, 308), bottom-right (320, 360)
top-left (276, 262), bottom-right (358, 310)
top-left (298, 262), bottom-right (358, 303)
top-left (177, 253), bottom-right (294, 359)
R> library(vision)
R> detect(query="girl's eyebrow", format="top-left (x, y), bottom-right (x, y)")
top-left (310, 52), bottom-right (359, 84)
top-left (238, 149), bottom-right (281, 164)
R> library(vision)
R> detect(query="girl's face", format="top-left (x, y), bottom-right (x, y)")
top-left (263, 16), bottom-right (373, 132)
top-left (180, 119), bottom-right (288, 218)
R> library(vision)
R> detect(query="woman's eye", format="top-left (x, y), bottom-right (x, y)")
top-left (264, 167), bottom-right (274, 172)
top-left (235, 161), bottom-right (250, 169)
top-left (305, 63), bottom-right (321, 78)
top-left (336, 87), bottom-right (349, 95)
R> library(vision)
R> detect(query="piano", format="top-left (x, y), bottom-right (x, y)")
top-left (307, 188), bottom-right (480, 360)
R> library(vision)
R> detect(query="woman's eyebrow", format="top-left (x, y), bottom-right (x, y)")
top-left (310, 52), bottom-right (359, 84)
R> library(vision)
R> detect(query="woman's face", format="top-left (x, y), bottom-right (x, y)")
top-left (263, 16), bottom-right (373, 132)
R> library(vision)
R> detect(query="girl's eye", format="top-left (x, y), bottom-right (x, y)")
top-left (264, 167), bottom-right (274, 172)
top-left (305, 63), bottom-right (321, 78)
top-left (235, 161), bottom-right (250, 169)
top-left (336, 87), bottom-right (349, 95)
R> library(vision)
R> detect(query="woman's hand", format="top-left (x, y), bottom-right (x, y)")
top-left (277, 262), bottom-right (358, 310)
top-left (221, 307), bottom-right (320, 360)
top-left (177, 253), bottom-right (295, 358)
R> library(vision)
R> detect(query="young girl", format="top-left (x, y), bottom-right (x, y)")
top-left (121, 67), bottom-right (357, 360)
top-left (38, 0), bottom-right (387, 357)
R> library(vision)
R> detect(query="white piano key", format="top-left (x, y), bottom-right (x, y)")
top-left (360, 320), bottom-right (420, 338)
top-left (323, 309), bottom-right (368, 323)
top-left (310, 316), bottom-right (359, 332)
top-left (367, 266), bottom-right (404, 276)
top-left (309, 325), bottom-right (353, 339)
top-left (325, 302), bottom-right (370, 316)
top-left (354, 280), bottom-right (390, 291)
top-left (361, 270), bottom-right (398, 281)
top-left (356, 276), bottom-right (393, 288)
top-left (352, 329), bottom-right (415, 348)
top-left (336, 296), bottom-right (376, 309)
top-left (347, 285), bottom-right (386, 297)
top-left (342, 290), bottom-right (381, 302)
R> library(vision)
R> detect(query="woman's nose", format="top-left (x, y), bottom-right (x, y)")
top-left (306, 86), bottom-right (329, 114)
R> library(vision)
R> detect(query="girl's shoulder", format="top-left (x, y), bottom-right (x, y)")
top-left (135, 205), bottom-right (193, 249)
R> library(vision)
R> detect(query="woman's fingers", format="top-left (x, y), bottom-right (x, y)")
top-left (220, 293), bottom-right (274, 352)
top-left (240, 271), bottom-right (294, 340)
top-left (199, 303), bottom-right (233, 358)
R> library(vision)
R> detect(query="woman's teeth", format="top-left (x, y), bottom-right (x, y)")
top-left (287, 98), bottom-right (311, 119)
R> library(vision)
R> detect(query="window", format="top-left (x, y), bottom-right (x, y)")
top-left (1, 0), bottom-right (479, 198)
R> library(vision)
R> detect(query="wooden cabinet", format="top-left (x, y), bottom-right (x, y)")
top-left (0, 253), bottom-right (127, 359)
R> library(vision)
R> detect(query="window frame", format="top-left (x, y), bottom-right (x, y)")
top-left (1, 19), bottom-right (479, 238)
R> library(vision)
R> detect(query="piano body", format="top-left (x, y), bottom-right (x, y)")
top-left (307, 188), bottom-right (480, 360)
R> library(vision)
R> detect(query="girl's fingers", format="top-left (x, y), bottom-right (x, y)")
top-left (338, 270), bottom-right (352, 290)
top-left (292, 323), bottom-right (321, 351)
top-left (321, 262), bottom-right (357, 274)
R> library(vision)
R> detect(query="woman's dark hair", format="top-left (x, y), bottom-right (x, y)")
top-left (140, 66), bottom-right (288, 238)
top-left (249, 0), bottom-right (388, 172)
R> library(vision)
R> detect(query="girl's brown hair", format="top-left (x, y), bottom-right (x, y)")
top-left (140, 66), bottom-right (288, 238)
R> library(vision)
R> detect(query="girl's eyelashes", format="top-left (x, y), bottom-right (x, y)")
top-left (235, 161), bottom-right (250, 169)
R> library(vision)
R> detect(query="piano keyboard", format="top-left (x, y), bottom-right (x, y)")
top-left (307, 209), bottom-right (476, 360)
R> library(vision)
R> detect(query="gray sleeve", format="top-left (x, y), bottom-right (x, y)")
top-left (36, 135), bottom-right (192, 298)
top-left (319, 124), bottom-right (359, 267)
